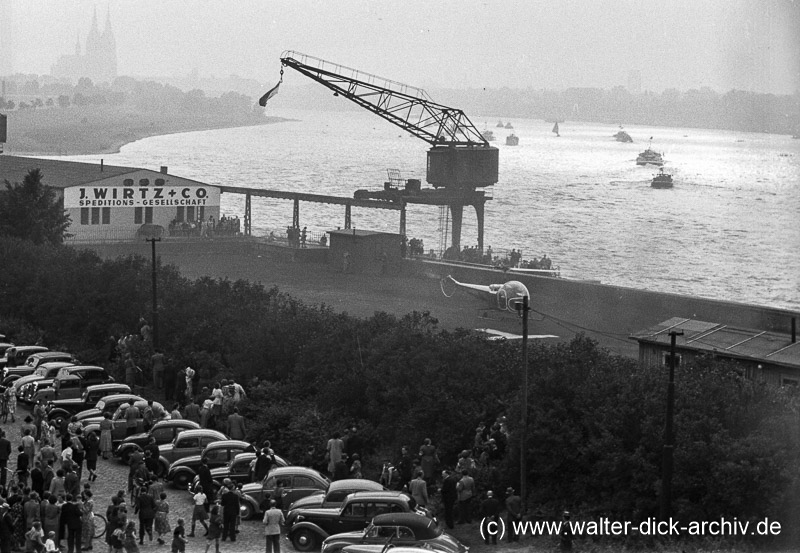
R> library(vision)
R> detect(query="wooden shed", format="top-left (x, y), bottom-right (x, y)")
top-left (328, 229), bottom-right (403, 275)
top-left (630, 317), bottom-right (800, 387)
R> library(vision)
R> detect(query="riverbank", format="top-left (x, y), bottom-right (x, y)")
top-left (2, 105), bottom-right (288, 156)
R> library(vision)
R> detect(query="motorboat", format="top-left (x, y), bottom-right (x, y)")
top-left (482, 129), bottom-right (496, 142)
top-left (614, 130), bottom-right (633, 142)
top-left (651, 168), bottom-right (673, 188)
top-left (506, 134), bottom-right (519, 146)
top-left (505, 122), bottom-right (514, 129)
top-left (637, 138), bottom-right (664, 166)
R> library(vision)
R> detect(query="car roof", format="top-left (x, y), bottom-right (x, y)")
top-left (269, 466), bottom-right (326, 478)
top-left (329, 479), bottom-right (384, 492)
top-left (64, 365), bottom-right (105, 372)
top-left (232, 452), bottom-right (256, 462)
top-left (9, 346), bottom-right (48, 353)
top-left (86, 383), bottom-right (129, 392)
top-left (177, 429), bottom-right (227, 439)
top-left (153, 419), bottom-right (199, 429)
top-left (30, 351), bottom-right (71, 359)
top-left (205, 439), bottom-right (252, 449)
top-left (38, 362), bottom-right (75, 370)
top-left (347, 491), bottom-right (410, 501)
top-left (371, 513), bottom-right (439, 536)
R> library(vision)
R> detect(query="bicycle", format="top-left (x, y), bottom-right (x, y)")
top-left (93, 513), bottom-right (107, 539)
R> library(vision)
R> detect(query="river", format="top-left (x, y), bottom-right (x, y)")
top-left (41, 108), bottom-right (800, 311)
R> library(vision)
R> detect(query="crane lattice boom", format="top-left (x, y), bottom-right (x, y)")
top-left (280, 51), bottom-right (488, 147)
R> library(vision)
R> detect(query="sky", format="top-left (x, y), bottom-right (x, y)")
top-left (2, 0), bottom-right (799, 94)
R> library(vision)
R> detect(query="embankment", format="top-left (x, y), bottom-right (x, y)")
top-left (79, 239), bottom-right (800, 360)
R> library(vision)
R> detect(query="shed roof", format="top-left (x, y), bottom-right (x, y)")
top-left (631, 317), bottom-right (800, 369)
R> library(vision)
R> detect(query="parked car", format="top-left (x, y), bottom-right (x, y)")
top-left (166, 439), bottom-right (256, 489)
top-left (322, 514), bottom-right (468, 553)
top-left (31, 367), bottom-right (114, 403)
top-left (240, 466), bottom-right (330, 521)
top-left (0, 342), bottom-right (14, 358)
top-left (0, 346), bottom-right (49, 375)
top-left (286, 492), bottom-right (431, 552)
top-left (13, 361), bottom-right (75, 397)
top-left (191, 451), bottom-right (290, 497)
top-left (81, 398), bottom-right (167, 444)
top-left (52, 392), bottom-right (143, 423)
top-left (45, 384), bottom-right (133, 426)
top-left (115, 419), bottom-right (201, 464)
top-left (289, 479), bottom-right (386, 512)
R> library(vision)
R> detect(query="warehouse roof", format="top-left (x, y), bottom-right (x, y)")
top-left (631, 317), bottom-right (800, 369)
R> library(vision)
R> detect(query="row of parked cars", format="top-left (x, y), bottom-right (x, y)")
top-left (1, 341), bottom-right (467, 553)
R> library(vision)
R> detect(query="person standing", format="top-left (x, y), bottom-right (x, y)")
top-left (262, 500), bottom-right (284, 553)
top-left (325, 432), bottom-right (344, 476)
top-left (171, 518), bottom-right (186, 553)
top-left (456, 470), bottom-right (475, 524)
top-left (80, 490), bottom-right (96, 551)
top-left (41, 496), bottom-right (59, 549)
top-left (226, 408), bottom-right (246, 441)
top-left (183, 399), bottom-right (200, 425)
top-left (440, 470), bottom-right (458, 529)
top-left (59, 495), bottom-right (83, 553)
top-left (4, 387), bottom-right (16, 423)
top-left (16, 445), bottom-right (30, 488)
top-left (99, 413), bottom-right (114, 460)
top-left (219, 481), bottom-right (240, 542)
top-left (197, 460), bottom-right (214, 504)
top-left (480, 491), bottom-right (501, 545)
top-left (136, 484), bottom-right (156, 545)
top-left (204, 506), bottom-right (222, 553)
top-left (84, 431), bottom-right (99, 483)
top-left (125, 402), bottom-right (141, 437)
top-left (505, 487), bottom-right (523, 542)
top-left (418, 438), bottom-right (439, 488)
top-left (188, 486), bottom-right (209, 537)
top-left (408, 472), bottom-right (428, 508)
top-left (154, 492), bottom-right (170, 546)
top-left (0, 431), bottom-right (11, 488)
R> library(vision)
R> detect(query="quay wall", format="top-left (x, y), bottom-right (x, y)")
top-left (77, 239), bottom-right (799, 359)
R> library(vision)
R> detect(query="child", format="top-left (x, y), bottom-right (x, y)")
top-left (204, 505), bottom-right (222, 553)
top-left (44, 531), bottom-right (57, 553)
top-left (109, 526), bottom-right (125, 553)
top-left (350, 454), bottom-right (363, 479)
top-left (123, 520), bottom-right (139, 553)
top-left (189, 485), bottom-right (208, 537)
top-left (171, 518), bottom-right (186, 553)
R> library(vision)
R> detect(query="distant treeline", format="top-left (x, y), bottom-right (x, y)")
top-left (437, 86), bottom-right (800, 135)
top-left (0, 75), bottom-right (259, 114)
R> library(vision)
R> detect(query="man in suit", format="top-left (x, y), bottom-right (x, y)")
top-left (219, 480), bottom-right (240, 542)
top-left (440, 470), bottom-right (459, 529)
top-left (59, 494), bottom-right (83, 553)
top-left (226, 407), bottom-right (246, 441)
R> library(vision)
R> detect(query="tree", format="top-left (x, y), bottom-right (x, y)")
top-left (0, 169), bottom-right (71, 245)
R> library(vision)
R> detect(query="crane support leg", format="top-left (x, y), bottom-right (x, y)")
top-left (450, 204), bottom-right (464, 251)
top-left (293, 199), bottom-right (300, 229)
top-left (399, 203), bottom-right (407, 237)
top-left (344, 203), bottom-right (352, 229)
top-left (244, 193), bottom-right (252, 236)
top-left (474, 202), bottom-right (485, 253)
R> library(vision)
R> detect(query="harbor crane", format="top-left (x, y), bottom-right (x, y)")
top-left (276, 51), bottom-right (499, 252)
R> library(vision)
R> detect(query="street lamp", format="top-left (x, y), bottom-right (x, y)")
top-left (145, 237), bottom-right (161, 351)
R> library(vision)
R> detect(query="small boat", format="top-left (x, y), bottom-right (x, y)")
top-left (636, 138), bottom-right (664, 166)
top-left (614, 130), bottom-right (633, 143)
top-left (651, 168), bottom-right (673, 188)
top-left (506, 133), bottom-right (519, 146)
top-left (496, 120), bottom-right (504, 128)
top-left (482, 129), bottom-right (496, 142)
top-left (552, 122), bottom-right (560, 137)
top-left (505, 122), bottom-right (514, 129)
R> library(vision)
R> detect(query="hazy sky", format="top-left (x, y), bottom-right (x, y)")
top-left (4, 0), bottom-right (800, 94)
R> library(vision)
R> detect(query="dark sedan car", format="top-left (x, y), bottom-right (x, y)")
top-left (321, 513), bottom-right (467, 553)
top-left (240, 466), bottom-right (329, 521)
top-left (165, 438), bottom-right (255, 489)
top-left (288, 479), bottom-right (385, 511)
top-left (286, 491), bottom-right (427, 552)
top-left (47, 387), bottom-right (137, 425)
top-left (115, 419), bottom-right (201, 464)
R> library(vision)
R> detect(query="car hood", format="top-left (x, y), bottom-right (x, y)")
top-left (169, 454), bottom-right (202, 470)
top-left (13, 375), bottom-right (44, 389)
top-left (122, 432), bottom-right (149, 444)
top-left (209, 467), bottom-right (230, 479)
top-left (50, 397), bottom-right (86, 408)
top-left (289, 506), bottom-right (341, 521)
top-left (76, 408), bottom-right (102, 420)
top-left (288, 492), bottom-right (325, 511)
top-left (81, 416), bottom-right (104, 426)
top-left (323, 530), bottom-right (366, 543)
top-left (241, 482), bottom-right (262, 495)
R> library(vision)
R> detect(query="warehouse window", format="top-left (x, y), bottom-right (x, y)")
top-left (145, 207), bottom-right (153, 224)
top-left (139, 178), bottom-right (149, 186)
top-left (662, 352), bottom-right (682, 368)
top-left (176, 206), bottom-right (185, 222)
top-left (91, 208), bottom-right (100, 225)
top-left (123, 178), bottom-right (134, 186)
top-left (134, 207), bottom-right (143, 224)
top-left (80, 208), bottom-right (89, 225)
top-left (155, 178), bottom-right (165, 186)
top-left (198, 206), bottom-right (205, 221)
top-left (102, 207), bottom-right (110, 224)
top-left (187, 206), bottom-right (195, 221)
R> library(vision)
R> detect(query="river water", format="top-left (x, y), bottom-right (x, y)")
top-left (43, 108), bottom-right (800, 311)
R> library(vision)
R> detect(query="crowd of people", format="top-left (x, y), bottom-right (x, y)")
top-left (167, 214), bottom-right (242, 239)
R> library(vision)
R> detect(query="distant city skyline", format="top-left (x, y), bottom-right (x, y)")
top-left (1, 0), bottom-right (799, 95)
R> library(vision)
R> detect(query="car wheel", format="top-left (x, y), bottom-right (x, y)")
top-left (239, 501), bottom-right (254, 521)
top-left (172, 472), bottom-right (191, 490)
top-left (292, 529), bottom-right (318, 552)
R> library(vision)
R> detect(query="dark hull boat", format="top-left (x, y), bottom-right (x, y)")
top-left (651, 168), bottom-right (673, 188)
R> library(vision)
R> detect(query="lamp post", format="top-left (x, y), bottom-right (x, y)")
top-left (146, 237), bottom-right (161, 351)
top-left (516, 294), bottom-right (531, 504)
top-left (660, 330), bottom-right (683, 521)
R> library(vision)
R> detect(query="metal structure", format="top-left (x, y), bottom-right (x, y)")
top-left (279, 51), bottom-right (499, 251)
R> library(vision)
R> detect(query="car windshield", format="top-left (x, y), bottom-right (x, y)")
top-left (33, 368), bottom-right (49, 376)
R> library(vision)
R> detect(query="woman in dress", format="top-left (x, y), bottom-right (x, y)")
top-left (99, 413), bottom-right (114, 460)
top-left (84, 431), bottom-right (100, 482)
top-left (154, 492), bottom-right (170, 546)
top-left (123, 520), bottom-right (139, 553)
top-left (418, 438), bottom-right (439, 487)
top-left (80, 490), bottom-right (95, 550)
top-left (4, 387), bottom-right (16, 423)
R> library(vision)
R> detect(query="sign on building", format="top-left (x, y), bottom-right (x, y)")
top-left (64, 185), bottom-right (221, 208)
